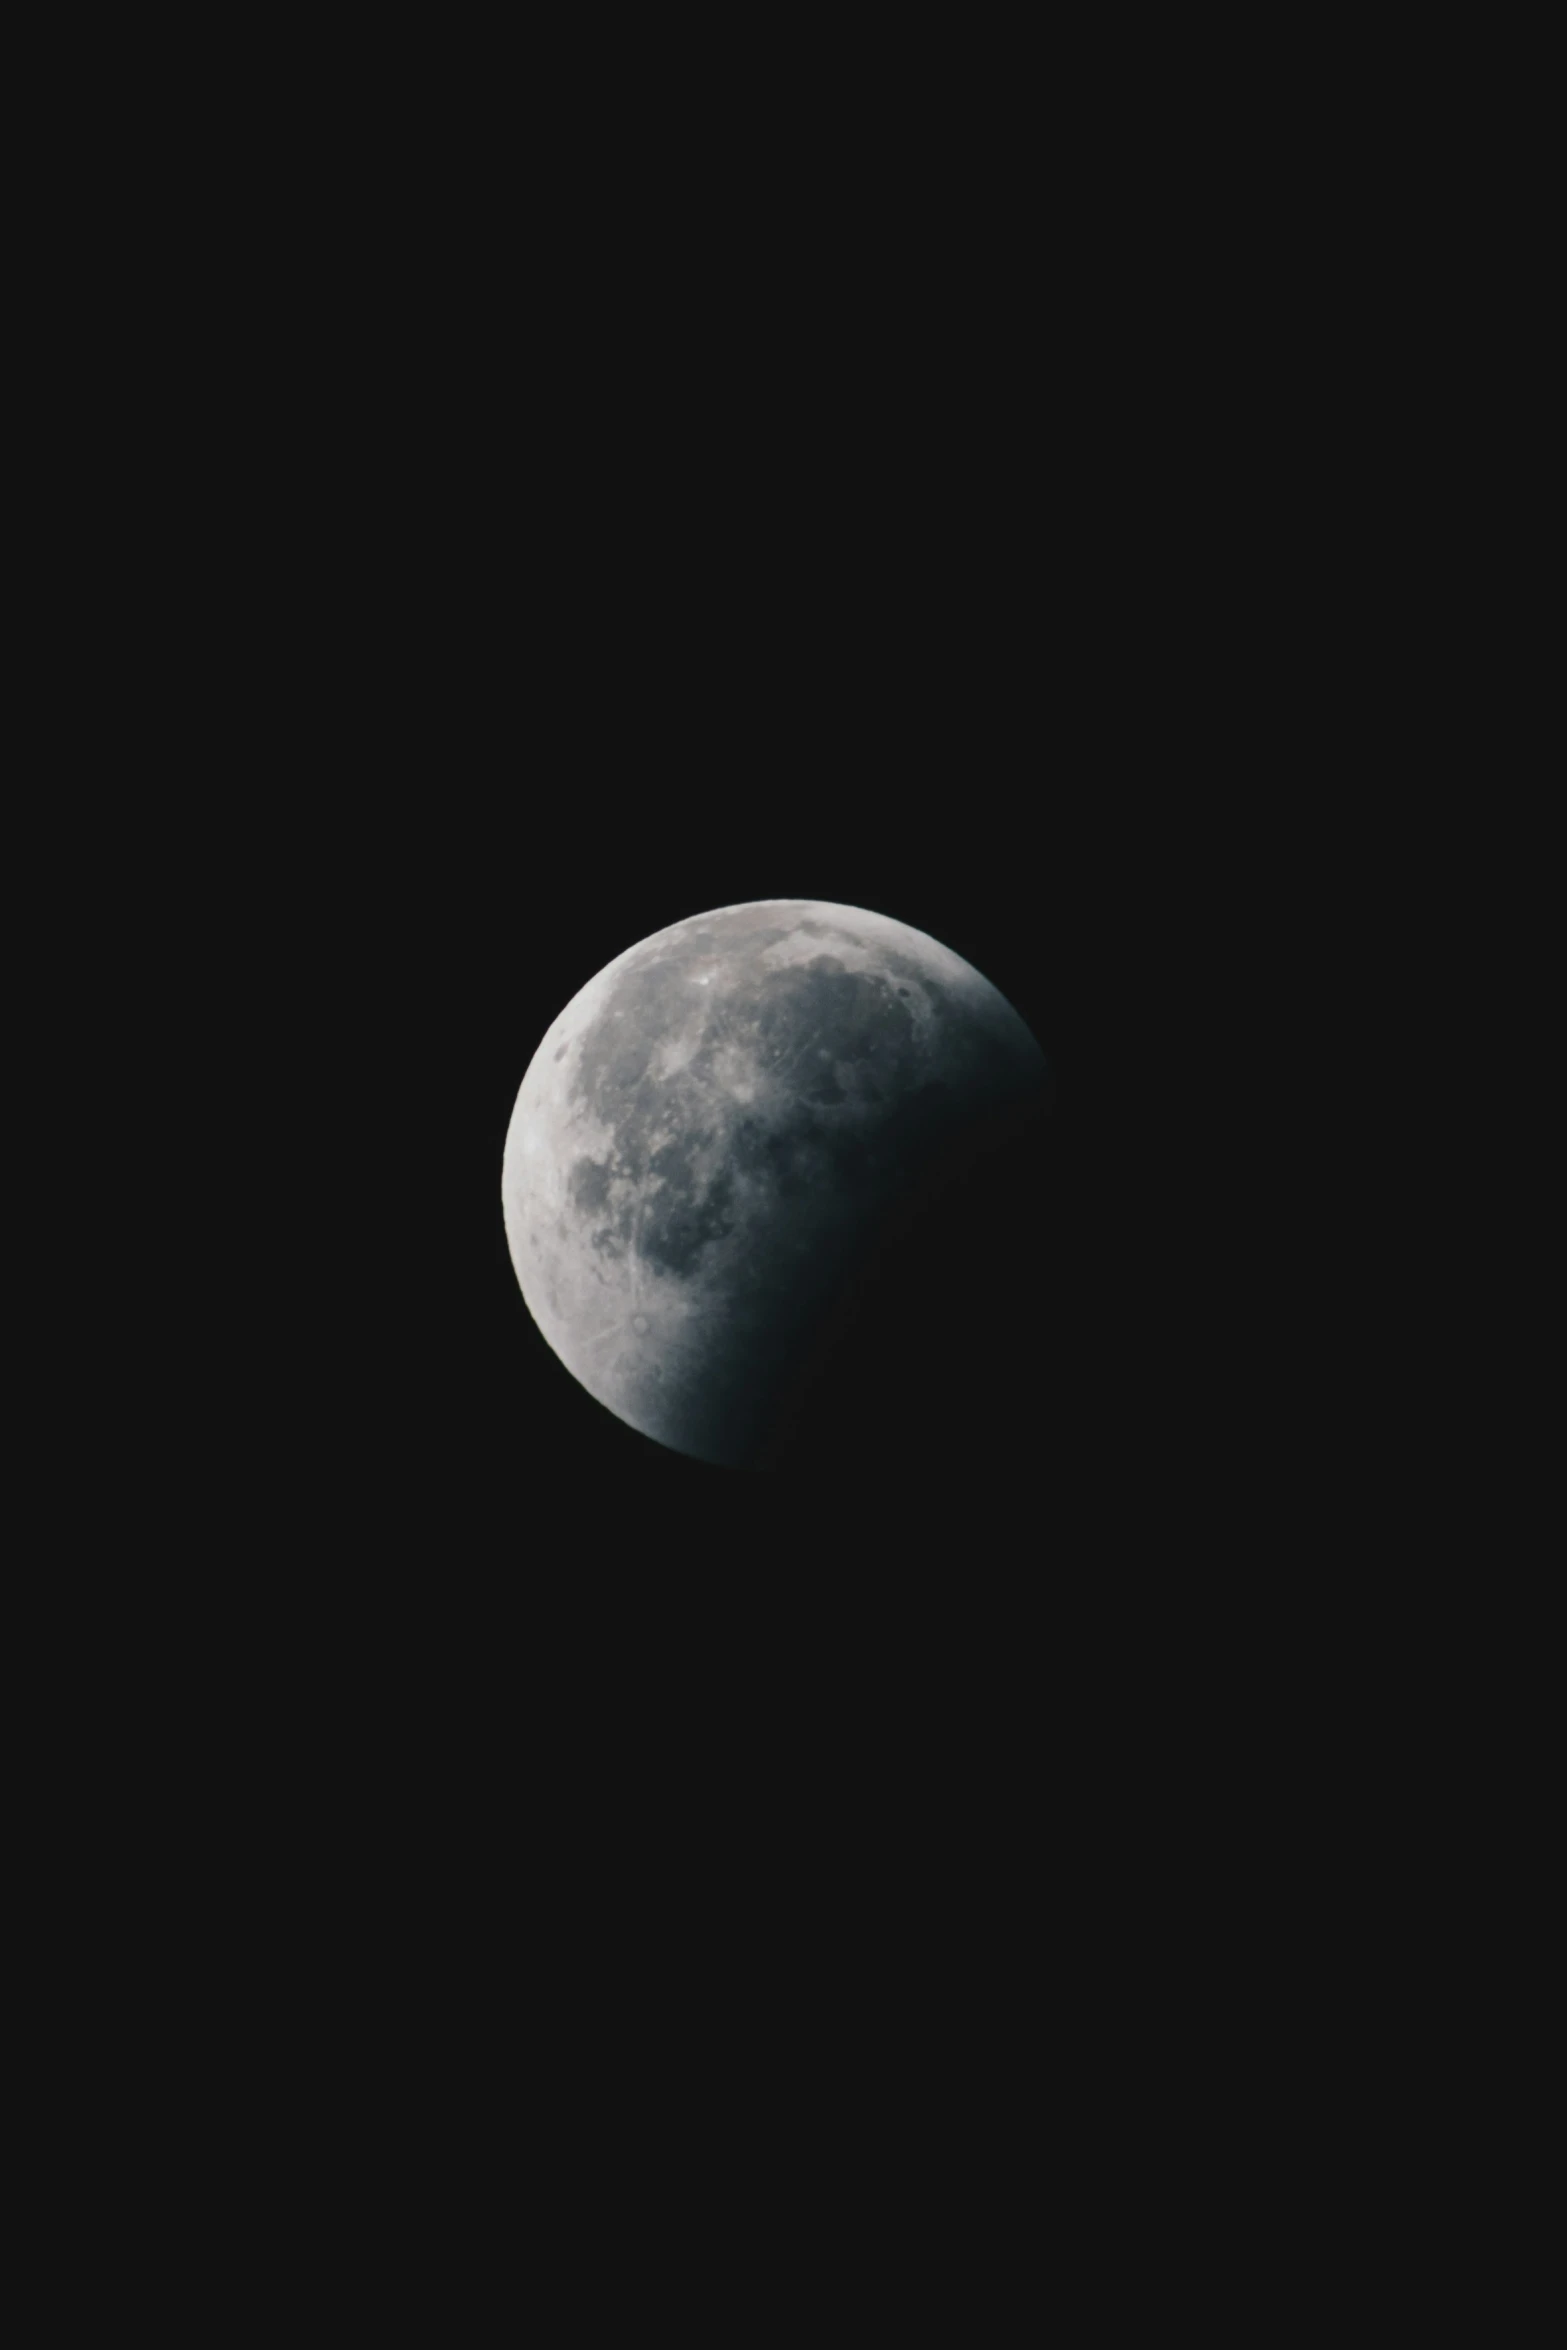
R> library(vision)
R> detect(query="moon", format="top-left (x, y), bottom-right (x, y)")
top-left (501, 900), bottom-right (1050, 1468)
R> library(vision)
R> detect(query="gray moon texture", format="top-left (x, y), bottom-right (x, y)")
top-left (501, 899), bottom-right (1049, 1468)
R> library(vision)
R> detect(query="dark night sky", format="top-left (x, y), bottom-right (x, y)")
top-left (280, 173), bottom-right (1256, 1556)
top-left (221, 89), bottom-right (1296, 1763)
top-left (175, 67), bottom-right (1337, 2208)
top-left (169, 24), bottom-right (1331, 1766)
top-left (41, 33), bottom-right (1422, 2296)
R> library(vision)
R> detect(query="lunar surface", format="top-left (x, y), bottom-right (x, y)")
top-left (501, 900), bottom-right (1050, 1468)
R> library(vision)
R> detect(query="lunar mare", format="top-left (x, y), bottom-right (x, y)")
top-left (501, 900), bottom-right (1049, 1467)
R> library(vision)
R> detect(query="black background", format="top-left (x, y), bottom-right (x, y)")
top-left (248, 301), bottom-right (1280, 2077)
top-left (256, 177), bottom-right (1267, 1591)
top-left (124, 50), bottom-right (1365, 2260)
top-left (224, 111), bottom-right (1288, 1844)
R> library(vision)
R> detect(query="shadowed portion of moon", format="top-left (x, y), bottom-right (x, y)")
top-left (501, 900), bottom-right (1051, 1469)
